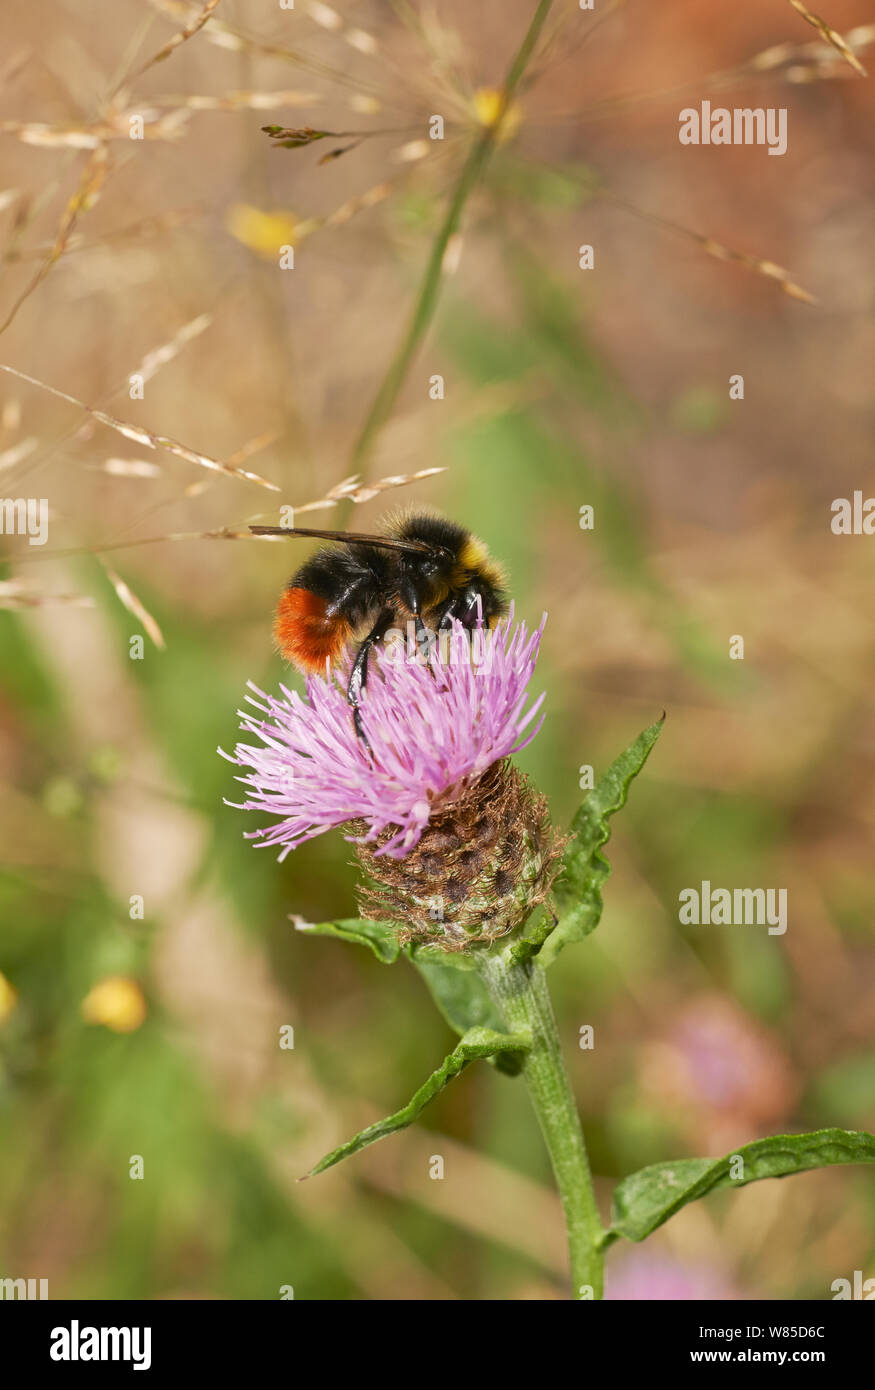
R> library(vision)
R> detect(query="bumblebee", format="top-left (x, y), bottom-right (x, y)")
top-left (249, 510), bottom-right (508, 742)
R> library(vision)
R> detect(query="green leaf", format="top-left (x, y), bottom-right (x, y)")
top-left (537, 716), bottom-right (664, 967)
top-left (292, 916), bottom-right (401, 964)
top-left (607, 1128), bottom-right (875, 1244)
top-left (294, 924), bottom-right (524, 1075)
top-left (510, 906), bottom-right (560, 966)
top-left (411, 958), bottom-right (503, 1031)
top-left (411, 956), bottom-right (525, 1076)
top-left (304, 1026), bottom-right (532, 1177)
top-left (406, 940), bottom-right (480, 970)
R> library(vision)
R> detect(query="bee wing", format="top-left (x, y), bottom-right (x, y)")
top-left (248, 524), bottom-right (435, 555)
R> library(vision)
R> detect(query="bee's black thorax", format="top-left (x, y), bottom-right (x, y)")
top-left (289, 544), bottom-right (393, 631)
top-left (284, 510), bottom-right (508, 639)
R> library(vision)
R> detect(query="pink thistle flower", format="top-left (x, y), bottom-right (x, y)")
top-left (221, 608), bottom-right (547, 862)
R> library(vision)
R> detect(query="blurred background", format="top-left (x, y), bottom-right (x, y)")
top-left (0, 0), bottom-right (873, 1300)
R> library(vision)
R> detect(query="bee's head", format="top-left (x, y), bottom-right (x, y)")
top-left (396, 545), bottom-right (452, 612)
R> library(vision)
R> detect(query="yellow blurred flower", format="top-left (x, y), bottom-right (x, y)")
top-left (472, 88), bottom-right (522, 143)
top-left (226, 203), bottom-right (314, 260)
top-left (81, 976), bottom-right (147, 1034)
top-left (0, 971), bottom-right (17, 1024)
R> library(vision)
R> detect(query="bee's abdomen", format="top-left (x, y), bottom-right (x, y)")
top-left (273, 587), bottom-right (353, 674)
top-left (274, 544), bottom-right (393, 673)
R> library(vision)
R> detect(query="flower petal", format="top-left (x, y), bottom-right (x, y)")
top-left (224, 607), bottom-right (547, 859)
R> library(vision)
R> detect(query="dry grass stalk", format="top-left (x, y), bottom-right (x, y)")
top-left (100, 562), bottom-right (166, 649)
top-left (788, 0), bottom-right (867, 76)
top-left (149, 89), bottom-right (321, 113)
top-left (131, 314), bottom-right (211, 385)
top-left (119, 0), bottom-right (223, 94)
top-left (292, 465), bottom-right (445, 513)
top-left (5, 208), bottom-right (202, 263)
top-left (0, 146), bottom-right (108, 335)
top-left (699, 241), bottom-right (816, 305)
top-left (304, 1), bottom-right (379, 59)
top-left (0, 580), bottom-right (94, 610)
top-left (146, 0), bottom-right (390, 107)
top-left (95, 458), bottom-right (163, 479)
top-left (531, 0), bottom-right (627, 89)
top-left (602, 194), bottom-right (816, 305)
top-left (0, 362), bottom-right (280, 492)
top-left (14, 464), bottom-right (447, 562)
top-left (0, 315), bottom-right (214, 496)
top-left (560, 24), bottom-right (875, 124)
top-left (0, 111), bottom-right (191, 147)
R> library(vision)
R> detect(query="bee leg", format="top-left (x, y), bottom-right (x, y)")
top-left (437, 599), bottom-right (461, 632)
top-left (413, 614), bottom-right (435, 660)
top-left (348, 644), bottom-right (375, 753)
top-left (352, 704), bottom-right (371, 751)
top-left (347, 610), bottom-right (393, 753)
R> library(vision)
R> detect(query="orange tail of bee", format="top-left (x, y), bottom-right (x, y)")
top-left (273, 587), bottom-right (352, 674)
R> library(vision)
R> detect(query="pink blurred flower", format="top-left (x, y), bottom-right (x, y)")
top-left (606, 1251), bottom-right (739, 1301)
top-left (638, 993), bottom-right (798, 1152)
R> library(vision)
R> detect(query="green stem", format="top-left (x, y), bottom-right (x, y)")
top-left (478, 951), bottom-right (605, 1299)
top-left (349, 0), bottom-right (555, 472)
